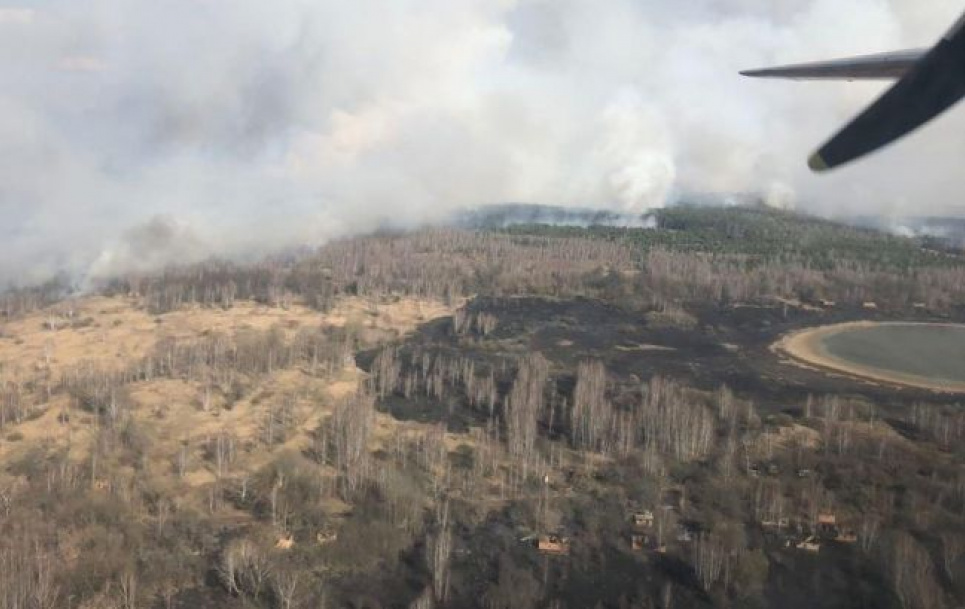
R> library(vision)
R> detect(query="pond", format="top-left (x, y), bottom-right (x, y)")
top-left (778, 322), bottom-right (965, 392)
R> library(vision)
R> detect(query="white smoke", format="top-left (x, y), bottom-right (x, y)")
top-left (86, 215), bottom-right (209, 281)
top-left (0, 0), bottom-right (963, 283)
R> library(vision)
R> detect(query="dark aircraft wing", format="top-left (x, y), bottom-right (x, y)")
top-left (740, 48), bottom-right (925, 81)
top-left (741, 11), bottom-right (965, 172)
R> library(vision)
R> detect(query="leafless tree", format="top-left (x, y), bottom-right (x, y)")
top-left (428, 502), bottom-right (453, 604)
top-left (0, 533), bottom-right (61, 609)
top-left (503, 353), bottom-right (549, 480)
top-left (329, 390), bottom-right (376, 498)
top-left (570, 359), bottom-right (613, 454)
top-left (753, 480), bottom-right (785, 525)
top-left (272, 567), bottom-right (303, 609)
top-left (219, 538), bottom-right (272, 600)
top-left (715, 385), bottom-right (739, 431)
top-left (639, 377), bottom-right (714, 462)
top-left (373, 346), bottom-right (401, 399)
top-left (941, 531), bottom-right (965, 582)
top-left (410, 588), bottom-right (435, 609)
top-left (693, 533), bottom-right (727, 591)
top-left (119, 568), bottom-right (138, 609)
top-left (859, 515), bottom-right (881, 555)
top-left (881, 531), bottom-right (944, 609)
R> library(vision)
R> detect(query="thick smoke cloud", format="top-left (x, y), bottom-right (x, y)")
top-left (1, 1), bottom-right (963, 283)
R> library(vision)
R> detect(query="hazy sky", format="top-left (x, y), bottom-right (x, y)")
top-left (2, 1), bottom-right (964, 282)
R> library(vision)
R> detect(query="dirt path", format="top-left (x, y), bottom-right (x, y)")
top-left (774, 321), bottom-right (965, 394)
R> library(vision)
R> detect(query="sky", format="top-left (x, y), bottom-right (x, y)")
top-left (1, 0), bottom-right (964, 283)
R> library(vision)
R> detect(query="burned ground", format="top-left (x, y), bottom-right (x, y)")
top-left (353, 294), bottom-right (965, 608)
top-left (368, 295), bottom-right (965, 423)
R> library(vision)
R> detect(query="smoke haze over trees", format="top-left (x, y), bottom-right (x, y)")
top-left (2, 0), bottom-right (965, 283)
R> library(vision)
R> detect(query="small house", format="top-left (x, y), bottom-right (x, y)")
top-left (817, 513), bottom-right (838, 537)
top-left (632, 510), bottom-right (654, 529)
top-left (762, 517), bottom-right (790, 530)
top-left (537, 535), bottom-right (570, 555)
top-left (631, 534), bottom-right (648, 551)
top-left (316, 530), bottom-right (338, 545)
top-left (795, 536), bottom-right (820, 553)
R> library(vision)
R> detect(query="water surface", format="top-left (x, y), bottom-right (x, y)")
top-left (821, 324), bottom-right (965, 385)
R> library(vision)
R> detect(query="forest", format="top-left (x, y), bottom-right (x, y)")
top-left (0, 204), bottom-right (963, 608)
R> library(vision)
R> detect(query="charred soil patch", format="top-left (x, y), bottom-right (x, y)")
top-left (369, 297), bottom-right (965, 427)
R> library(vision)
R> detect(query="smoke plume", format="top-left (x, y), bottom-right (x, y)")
top-left (1, 0), bottom-right (963, 283)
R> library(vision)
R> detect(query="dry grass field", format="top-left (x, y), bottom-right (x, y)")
top-left (0, 294), bottom-right (461, 521)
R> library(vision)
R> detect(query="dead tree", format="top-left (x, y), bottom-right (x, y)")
top-left (882, 531), bottom-right (943, 609)
top-left (428, 502), bottom-right (453, 604)
top-left (639, 377), bottom-right (714, 462)
top-left (329, 390), bottom-right (375, 498)
top-left (503, 353), bottom-right (549, 482)
top-left (693, 533), bottom-right (728, 591)
top-left (570, 360), bottom-right (613, 454)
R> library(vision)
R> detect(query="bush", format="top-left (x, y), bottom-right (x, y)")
top-left (646, 307), bottom-right (698, 330)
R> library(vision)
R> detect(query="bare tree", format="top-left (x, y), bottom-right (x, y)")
top-left (941, 531), bottom-right (965, 582)
top-left (858, 515), bottom-right (881, 555)
top-left (372, 346), bottom-right (401, 399)
top-left (715, 385), bottom-right (739, 431)
top-left (639, 376), bottom-right (714, 462)
top-left (570, 360), bottom-right (613, 454)
top-left (272, 567), bottom-right (303, 609)
top-left (410, 588), bottom-right (435, 609)
top-left (693, 533), bottom-right (727, 591)
top-left (882, 531), bottom-right (944, 609)
top-left (218, 538), bottom-right (272, 600)
top-left (329, 390), bottom-right (376, 498)
top-left (503, 353), bottom-right (549, 481)
top-left (119, 568), bottom-right (138, 609)
top-left (428, 502), bottom-right (453, 604)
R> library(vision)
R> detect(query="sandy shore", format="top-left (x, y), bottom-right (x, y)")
top-left (774, 321), bottom-right (965, 394)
